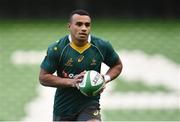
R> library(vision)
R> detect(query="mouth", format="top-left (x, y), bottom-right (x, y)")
top-left (79, 33), bottom-right (87, 36)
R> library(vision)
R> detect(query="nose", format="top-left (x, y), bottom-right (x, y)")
top-left (81, 24), bottom-right (87, 32)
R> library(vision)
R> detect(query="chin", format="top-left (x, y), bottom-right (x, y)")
top-left (78, 37), bottom-right (88, 41)
top-left (78, 39), bottom-right (86, 42)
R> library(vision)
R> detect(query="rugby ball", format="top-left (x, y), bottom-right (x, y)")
top-left (79, 70), bottom-right (105, 96)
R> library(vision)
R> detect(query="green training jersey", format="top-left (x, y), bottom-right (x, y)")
top-left (41, 35), bottom-right (119, 117)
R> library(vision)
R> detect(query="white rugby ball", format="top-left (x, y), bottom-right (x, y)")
top-left (79, 70), bottom-right (105, 96)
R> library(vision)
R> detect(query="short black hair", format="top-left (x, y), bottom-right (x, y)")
top-left (69, 9), bottom-right (90, 22)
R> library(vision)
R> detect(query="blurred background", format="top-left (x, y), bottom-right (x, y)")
top-left (0, 0), bottom-right (180, 121)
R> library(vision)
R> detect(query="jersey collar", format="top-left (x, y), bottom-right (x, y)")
top-left (68, 34), bottom-right (91, 43)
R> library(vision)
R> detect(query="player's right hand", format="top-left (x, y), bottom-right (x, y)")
top-left (72, 71), bottom-right (86, 89)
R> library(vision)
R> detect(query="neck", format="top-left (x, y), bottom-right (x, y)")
top-left (72, 39), bottom-right (88, 47)
top-left (69, 34), bottom-right (90, 47)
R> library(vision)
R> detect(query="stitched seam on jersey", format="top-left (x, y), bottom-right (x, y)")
top-left (91, 44), bottom-right (104, 61)
top-left (59, 43), bottom-right (70, 63)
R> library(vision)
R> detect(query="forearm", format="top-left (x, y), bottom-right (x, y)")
top-left (39, 73), bottom-right (73, 88)
top-left (39, 68), bottom-right (83, 88)
top-left (105, 59), bottom-right (123, 83)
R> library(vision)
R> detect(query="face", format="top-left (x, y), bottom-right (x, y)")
top-left (68, 14), bottom-right (91, 42)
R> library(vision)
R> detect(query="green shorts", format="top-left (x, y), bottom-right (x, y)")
top-left (53, 104), bottom-right (101, 121)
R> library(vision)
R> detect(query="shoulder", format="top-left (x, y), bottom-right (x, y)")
top-left (48, 35), bottom-right (70, 51)
top-left (51, 35), bottom-right (69, 48)
top-left (90, 35), bottom-right (113, 50)
top-left (91, 35), bottom-right (107, 45)
top-left (46, 35), bottom-right (70, 56)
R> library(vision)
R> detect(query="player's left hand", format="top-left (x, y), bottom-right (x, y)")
top-left (98, 74), bottom-right (108, 94)
top-left (99, 84), bottom-right (106, 94)
top-left (100, 74), bottom-right (112, 94)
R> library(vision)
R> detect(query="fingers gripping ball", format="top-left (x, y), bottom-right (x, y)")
top-left (79, 70), bottom-right (105, 96)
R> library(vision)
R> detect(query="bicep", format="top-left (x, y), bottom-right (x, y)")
top-left (39, 68), bottom-right (51, 76)
top-left (39, 68), bottom-right (51, 81)
top-left (40, 47), bottom-right (59, 73)
top-left (103, 42), bottom-right (120, 67)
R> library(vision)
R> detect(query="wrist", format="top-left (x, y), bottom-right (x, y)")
top-left (103, 75), bottom-right (111, 83)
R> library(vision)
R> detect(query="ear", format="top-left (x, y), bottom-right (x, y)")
top-left (67, 23), bottom-right (71, 30)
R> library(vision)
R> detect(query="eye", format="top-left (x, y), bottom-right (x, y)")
top-left (76, 22), bottom-right (83, 27)
top-left (85, 23), bottom-right (90, 27)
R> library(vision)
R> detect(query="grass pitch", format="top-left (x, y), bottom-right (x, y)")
top-left (0, 19), bottom-right (180, 121)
